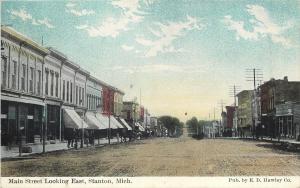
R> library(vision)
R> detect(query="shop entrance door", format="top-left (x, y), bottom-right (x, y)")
top-left (19, 105), bottom-right (28, 144)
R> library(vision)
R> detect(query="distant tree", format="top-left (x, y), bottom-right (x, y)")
top-left (186, 117), bottom-right (199, 136)
top-left (158, 116), bottom-right (183, 137)
top-left (186, 117), bottom-right (207, 139)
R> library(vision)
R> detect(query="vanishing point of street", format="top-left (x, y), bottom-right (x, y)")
top-left (2, 137), bottom-right (300, 177)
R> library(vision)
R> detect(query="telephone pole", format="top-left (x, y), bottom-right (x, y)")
top-left (218, 100), bottom-right (225, 135)
top-left (229, 85), bottom-right (241, 107)
top-left (218, 100), bottom-right (225, 113)
top-left (245, 68), bottom-right (263, 139)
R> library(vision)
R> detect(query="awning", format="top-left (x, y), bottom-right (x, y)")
top-left (86, 112), bottom-right (106, 130)
top-left (1, 95), bottom-right (45, 106)
top-left (119, 118), bottom-right (132, 131)
top-left (94, 113), bottom-right (109, 129)
top-left (135, 122), bottom-right (145, 132)
top-left (111, 116), bottom-right (125, 129)
top-left (95, 113), bottom-right (118, 129)
top-left (63, 109), bottom-right (88, 129)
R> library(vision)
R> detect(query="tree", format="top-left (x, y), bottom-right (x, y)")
top-left (186, 117), bottom-right (207, 139)
top-left (158, 116), bottom-right (183, 137)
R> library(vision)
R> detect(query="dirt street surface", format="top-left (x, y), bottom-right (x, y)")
top-left (2, 137), bottom-right (300, 176)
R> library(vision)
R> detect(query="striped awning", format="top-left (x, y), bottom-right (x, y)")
top-left (135, 122), bottom-right (145, 132)
top-left (63, 109), bottom-right (88, 129)
top-left (86, 112), bottom-right (106, 130)
top-left (95, 113), bottom-right (118, 129)
top-left (119, 118), bottom-right (132, 131)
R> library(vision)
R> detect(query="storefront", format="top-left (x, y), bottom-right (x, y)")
top-left (46, 104), bottom-right (61, 141)
top-left (1, 96), bottom-right (44, 146)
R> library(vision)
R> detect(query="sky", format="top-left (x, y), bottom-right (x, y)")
top-left (1, 0), bottom-right (300, 121)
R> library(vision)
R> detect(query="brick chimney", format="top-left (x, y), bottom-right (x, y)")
top-left (284, 76), bottom-right (288, 81)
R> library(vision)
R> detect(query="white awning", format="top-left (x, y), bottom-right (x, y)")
top-left (135, 122), bottom-right (145, 132)
top-left (111, 116), bottom-right (125, 129)
top-left (120, 118), bottom-right (132, 130)
top-left (94, 113), bottom-right (109, 129)
top-left (86, 112), bottom-right (106, 130)
top-left (95, 113), bottom-right (118, 129)
top-left (63, 109), bottom-right (88, 129)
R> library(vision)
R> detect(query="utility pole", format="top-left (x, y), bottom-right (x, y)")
top-left (218, 100), bottom-right (225, 134)
top-left (139, 88), bottom-right (141, 106)
top-left (108, 90), bottom-right (111, 145)
top-left (213, 107), bottom-right (216, 121)
top-left (246, 68), bottom-right (263, 139)
top-left (229, 85), bottom-right (241, 107)
top-left (218, 100), bottom-right (225, 113)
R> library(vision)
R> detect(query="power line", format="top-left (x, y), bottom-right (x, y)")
top-left (217, 100), bottom-right (225, 113)
top-left (229, 85), bottom-right (241, 107)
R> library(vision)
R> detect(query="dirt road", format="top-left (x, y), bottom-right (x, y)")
top-left (2, 137), bottom-right (300, 176)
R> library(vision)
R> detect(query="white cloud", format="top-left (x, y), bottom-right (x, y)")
top-left (66, 2), bottom-right (76, 8)
top-left (75, 24), bottom-right (89, 30)
top-left (36, 18), bottom-right (54, 28)
top-left (107, 63), bottom-right (207, 74)
top-left (66, 8), bottom-right (95, 16)
top-left (7, 8), bottom-right (55, 29)
top-left (121, 44), bottom-right (134, 51)
top-left (7, 9), bottom-right (32, 21)
top-left (223, 5), bottom-right (293, 47)
top-left (136, 15), bottom-right (204, 57)
top-left (77, 0), bottom-right (145, 38)
top-left (65, 2), bottom-right (95, 17)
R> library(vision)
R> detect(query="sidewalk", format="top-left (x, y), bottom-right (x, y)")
top-left (261, 137), bottom-right (300, 145)
top-left (1, 137), bottom-right (119, 159)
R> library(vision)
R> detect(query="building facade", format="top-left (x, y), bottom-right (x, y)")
top-left (113, 89), bottom-right (124, 117)
top-left (237, 90), bottom-right (253, 137)
top-left (260, 77), bottom-right (300, 138)
top-left (1, 27), bottom-right (126, 150)
top-left (122, 101), bottom-right (140, 127)
top-left (1, 27), bottom-right (48, 145)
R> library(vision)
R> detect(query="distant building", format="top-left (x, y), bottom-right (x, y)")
top-left (113, 89), bottom-right (124, 117)
top-left (237, 90), bottom-right (253, 137)
top-left (221, 111), bottom-right (228, 136)
top-left (226, 106), bottom-right (235, 130)
top-left (150, 117), bottom-right (158, 130)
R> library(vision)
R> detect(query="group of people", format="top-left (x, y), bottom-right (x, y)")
top-left (65, 128), bottom-right (95, 149)
top-left (64, 127), bottom-right (156, 149)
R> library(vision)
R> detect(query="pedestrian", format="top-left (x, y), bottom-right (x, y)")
top-left (85, 130), bottom-right (89, 147)
top-left (71, 128), bottom-right (76, 147)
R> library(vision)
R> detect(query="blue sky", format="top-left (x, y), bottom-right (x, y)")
top-left (2, 0), bottom-right (300, 121)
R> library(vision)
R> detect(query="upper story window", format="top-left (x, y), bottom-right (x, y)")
top-left (67, 81), bottom-right (69, 102)
top-left (1, 56), bottom-right (7, 88)
top-left (21, 64), bottom-right (26, 91)
top-left (62, 80), bottom-right (65, 101)
top-left (12, 60), bottom-right (17, 89)
top-left (76, 85), bottom-right (78, 105)
top-left (55, 73), bottom-right (59, 97)
top-left (50, 71), bottom-right (54, 96)
top-left (82, 88), bottom-right (84, 106)
top-left (37, 70), bottom-right (41, 95)
top-left (29, 67), bottom-right (34, 93)
top-left (45, 69), bottom-right (49, 95)
top-left (79, 87), bottom-right (82, 105)
top-left (70, 82), bottom-right (73, 103)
